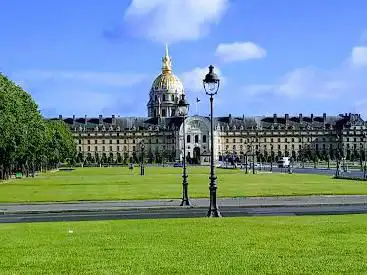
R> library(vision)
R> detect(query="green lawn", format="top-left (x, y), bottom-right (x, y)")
top-left (0, 215), bottom-right (366, 274)
top-left (1, 167), bottom-right (367, 202)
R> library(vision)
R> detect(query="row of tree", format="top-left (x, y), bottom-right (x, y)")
top-left (223, 148), bottom-right (367, 164)
top-left (0, 74), bottom-right (76, 180)
top-left (77, 148), bottom-right (178, 165)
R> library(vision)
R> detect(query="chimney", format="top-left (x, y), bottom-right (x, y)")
top-left (112, 115), bottom-right (116, 125)
top-left (310, 113), bottom-right (314, 123)
top-left (58, 115), bottom-right (62, 120)
top-left (228, 114), bottom-right (232, 125)
top-left (299, 113), bottom-right (303, 123)
top-left (84, 115), bottom-right (87, 125)
top-left (323, 113), bottom-right (326, 129)
top-left (242, 114), bottom-right (245, 121)
top-left (72, 115), bottom-right (76, 126)
top-left (273, 114), bottom-right (277, 124)
top-left (99, 115), bottom-right (103, 125)
top-left (285, 114), bottom-right (289, 125)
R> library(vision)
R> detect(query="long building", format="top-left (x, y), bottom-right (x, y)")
top-left (54, 46), bottom-right (367, 164)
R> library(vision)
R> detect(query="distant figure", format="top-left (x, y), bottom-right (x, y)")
top-left (129, 163), bottom-right (134, 171)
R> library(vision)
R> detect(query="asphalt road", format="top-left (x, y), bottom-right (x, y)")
top-left (1, 204), bottom-right (367, 223)
top-left (246, 166), bottom-right (366, 177)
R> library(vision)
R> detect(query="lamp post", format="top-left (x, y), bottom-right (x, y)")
top-left (335, 135), bottom-right (340, 177)
top-left (177, 94), bottom-right (190, 206)
top-left (139, 140), bottom-right (145, 176)
top-left (203, 65), bottom-right (221, 218)
top-left (363, 133), bottom-right (367, 179)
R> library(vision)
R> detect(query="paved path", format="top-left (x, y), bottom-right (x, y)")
top-left (1, 204), bottom-right (367, 223)
top-left (1, 195), bottom-right (367, 214)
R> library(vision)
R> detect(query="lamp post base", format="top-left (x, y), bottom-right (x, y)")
top-left (180, 199), bottom-right (191, 206)
top-left (207, 209), bottom-right (222, 217)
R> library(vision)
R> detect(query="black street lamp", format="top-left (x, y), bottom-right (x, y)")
top-left (203, 65), bottom-right (221, 218)
top-left (335, 135), bottom-right (341, 177)
top-left (139, 140), bottom-right (145, 176)
top-left (177, 94), bottom-right (191, 206)
top-left (363, 133), bottom-right (367, 179)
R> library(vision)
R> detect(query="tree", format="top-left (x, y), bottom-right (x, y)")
top-left (0, 73), bottom-right (75, 178)
top-left (147, 147), bottom-right (154, 163)
top-left (117, 153), bottom-right (122, 164)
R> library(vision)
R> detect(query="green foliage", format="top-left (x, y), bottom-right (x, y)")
top-left (0, 73), bottom-right (76, 179)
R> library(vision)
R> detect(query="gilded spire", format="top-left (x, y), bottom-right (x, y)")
top-left (162, 44), bottom-right (172, 74)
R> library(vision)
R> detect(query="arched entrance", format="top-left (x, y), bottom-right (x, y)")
top-left (193, 147), bottom-right (201, 164)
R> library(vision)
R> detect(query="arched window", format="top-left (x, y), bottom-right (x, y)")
top-left (171, 95), bottom-right (174, 101)
top-left (195, 135), bottom-right (199, 143)
top-left (203, 135), bottom-right (207, 143)
top-left (162, 109), bottom-right (166, 117)
top-left (163, 95), bottom-right (166, 101)
top-left (187, 135), bottom-right (191, 143)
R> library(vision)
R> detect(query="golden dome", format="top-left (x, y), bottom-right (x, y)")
top-left (151, 45), bottom-right (184, 93)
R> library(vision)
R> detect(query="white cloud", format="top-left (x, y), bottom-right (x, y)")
top-left (16, 70), bottom-right (148, 87)
top-left (242, 45), bottom-right (367, 101)
top-left (351, 46), bottom-right (367, 67)
top-left (124, 0), bottom-right (229, 44)
top-left (215, 42), bottom-right (266, 63)
top-left (180, 66), bottom-right (224, 92)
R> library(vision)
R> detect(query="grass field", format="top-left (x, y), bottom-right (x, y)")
top-left (1, 167), bottom-right (367, 202)
top-left (0, 215), bottom-right (366, 274)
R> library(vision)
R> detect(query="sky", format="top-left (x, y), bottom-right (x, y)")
top-left (1, 0), bottom-right (367, 118)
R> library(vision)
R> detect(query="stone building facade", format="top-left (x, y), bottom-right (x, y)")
top-left (55, 47), bottom-right (367, 164)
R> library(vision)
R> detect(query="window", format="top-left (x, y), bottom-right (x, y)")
top-left (233, 145), bottom-right (236, 150)
top-left (195, 135), bottom-right (199, 143)
top-left (240, 138), bottom-right (243, 143)
top-left (271, 138), bottom-right (274, 143)
top-left (171, 95), bottom-right (174, 101)
top-left (285, 145), bottom-right (288, 150)
top-left (124, 139), bottom-right (127, 144)
top-left (109, 140), bottom-right (112, 144)
top-left (203, 135), bottom-right (207, 143)
top-left (278, 145), bottom-right (281, 150)
top-left (226, 139), bottom-right (229, 143)
top-left (78, 140), bottom-right (81, 144)
top-left (79, 146), bottom-right (82, 151)
top-left (110, 146), bottom-right (113, 151)
top-left (116, 140), bottom-right (119, 144)
top-left (102, 140), bottom-right (105, 144)
top-left (277, 138), bottom-right (280, 142)
top-left (133, 139), bottom-right (135, 144)
top-left (163, 95), bottom-right (166, 101)
top-left (117, 146), bottom-right (120, 151)
top-left (233, 138), bottom-right (236, 143)
top-left (299, 145), bottom-right (302, 149)
top-left (95, 146), bottom-right (98, 151)
top-left (87, 140), bottom-right (91, 144)
top-left (354, 138), bottom-right (357, 142)
top-left (102, 146), bottom-right (105, 151)
top-left (187, 135), bottom-right (191, 143)
top-left (322, 144), bottom-right (326, 149)
top-left (285, 138), bottom-right (288, 142)
top-left (162, 109), bottom-right (166, 117)
top-left (95, 140), bottom-right (97, 144)
top-left (133, 146), bottom-right (136, 151)
top-left (291, 138), bottom-right (294, 142)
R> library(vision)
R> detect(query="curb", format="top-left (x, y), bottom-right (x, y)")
top-left (2, 203), bottom-right (367, 215)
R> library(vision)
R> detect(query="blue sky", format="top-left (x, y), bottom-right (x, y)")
top-left (1, 0), bottom-right (367, 118)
